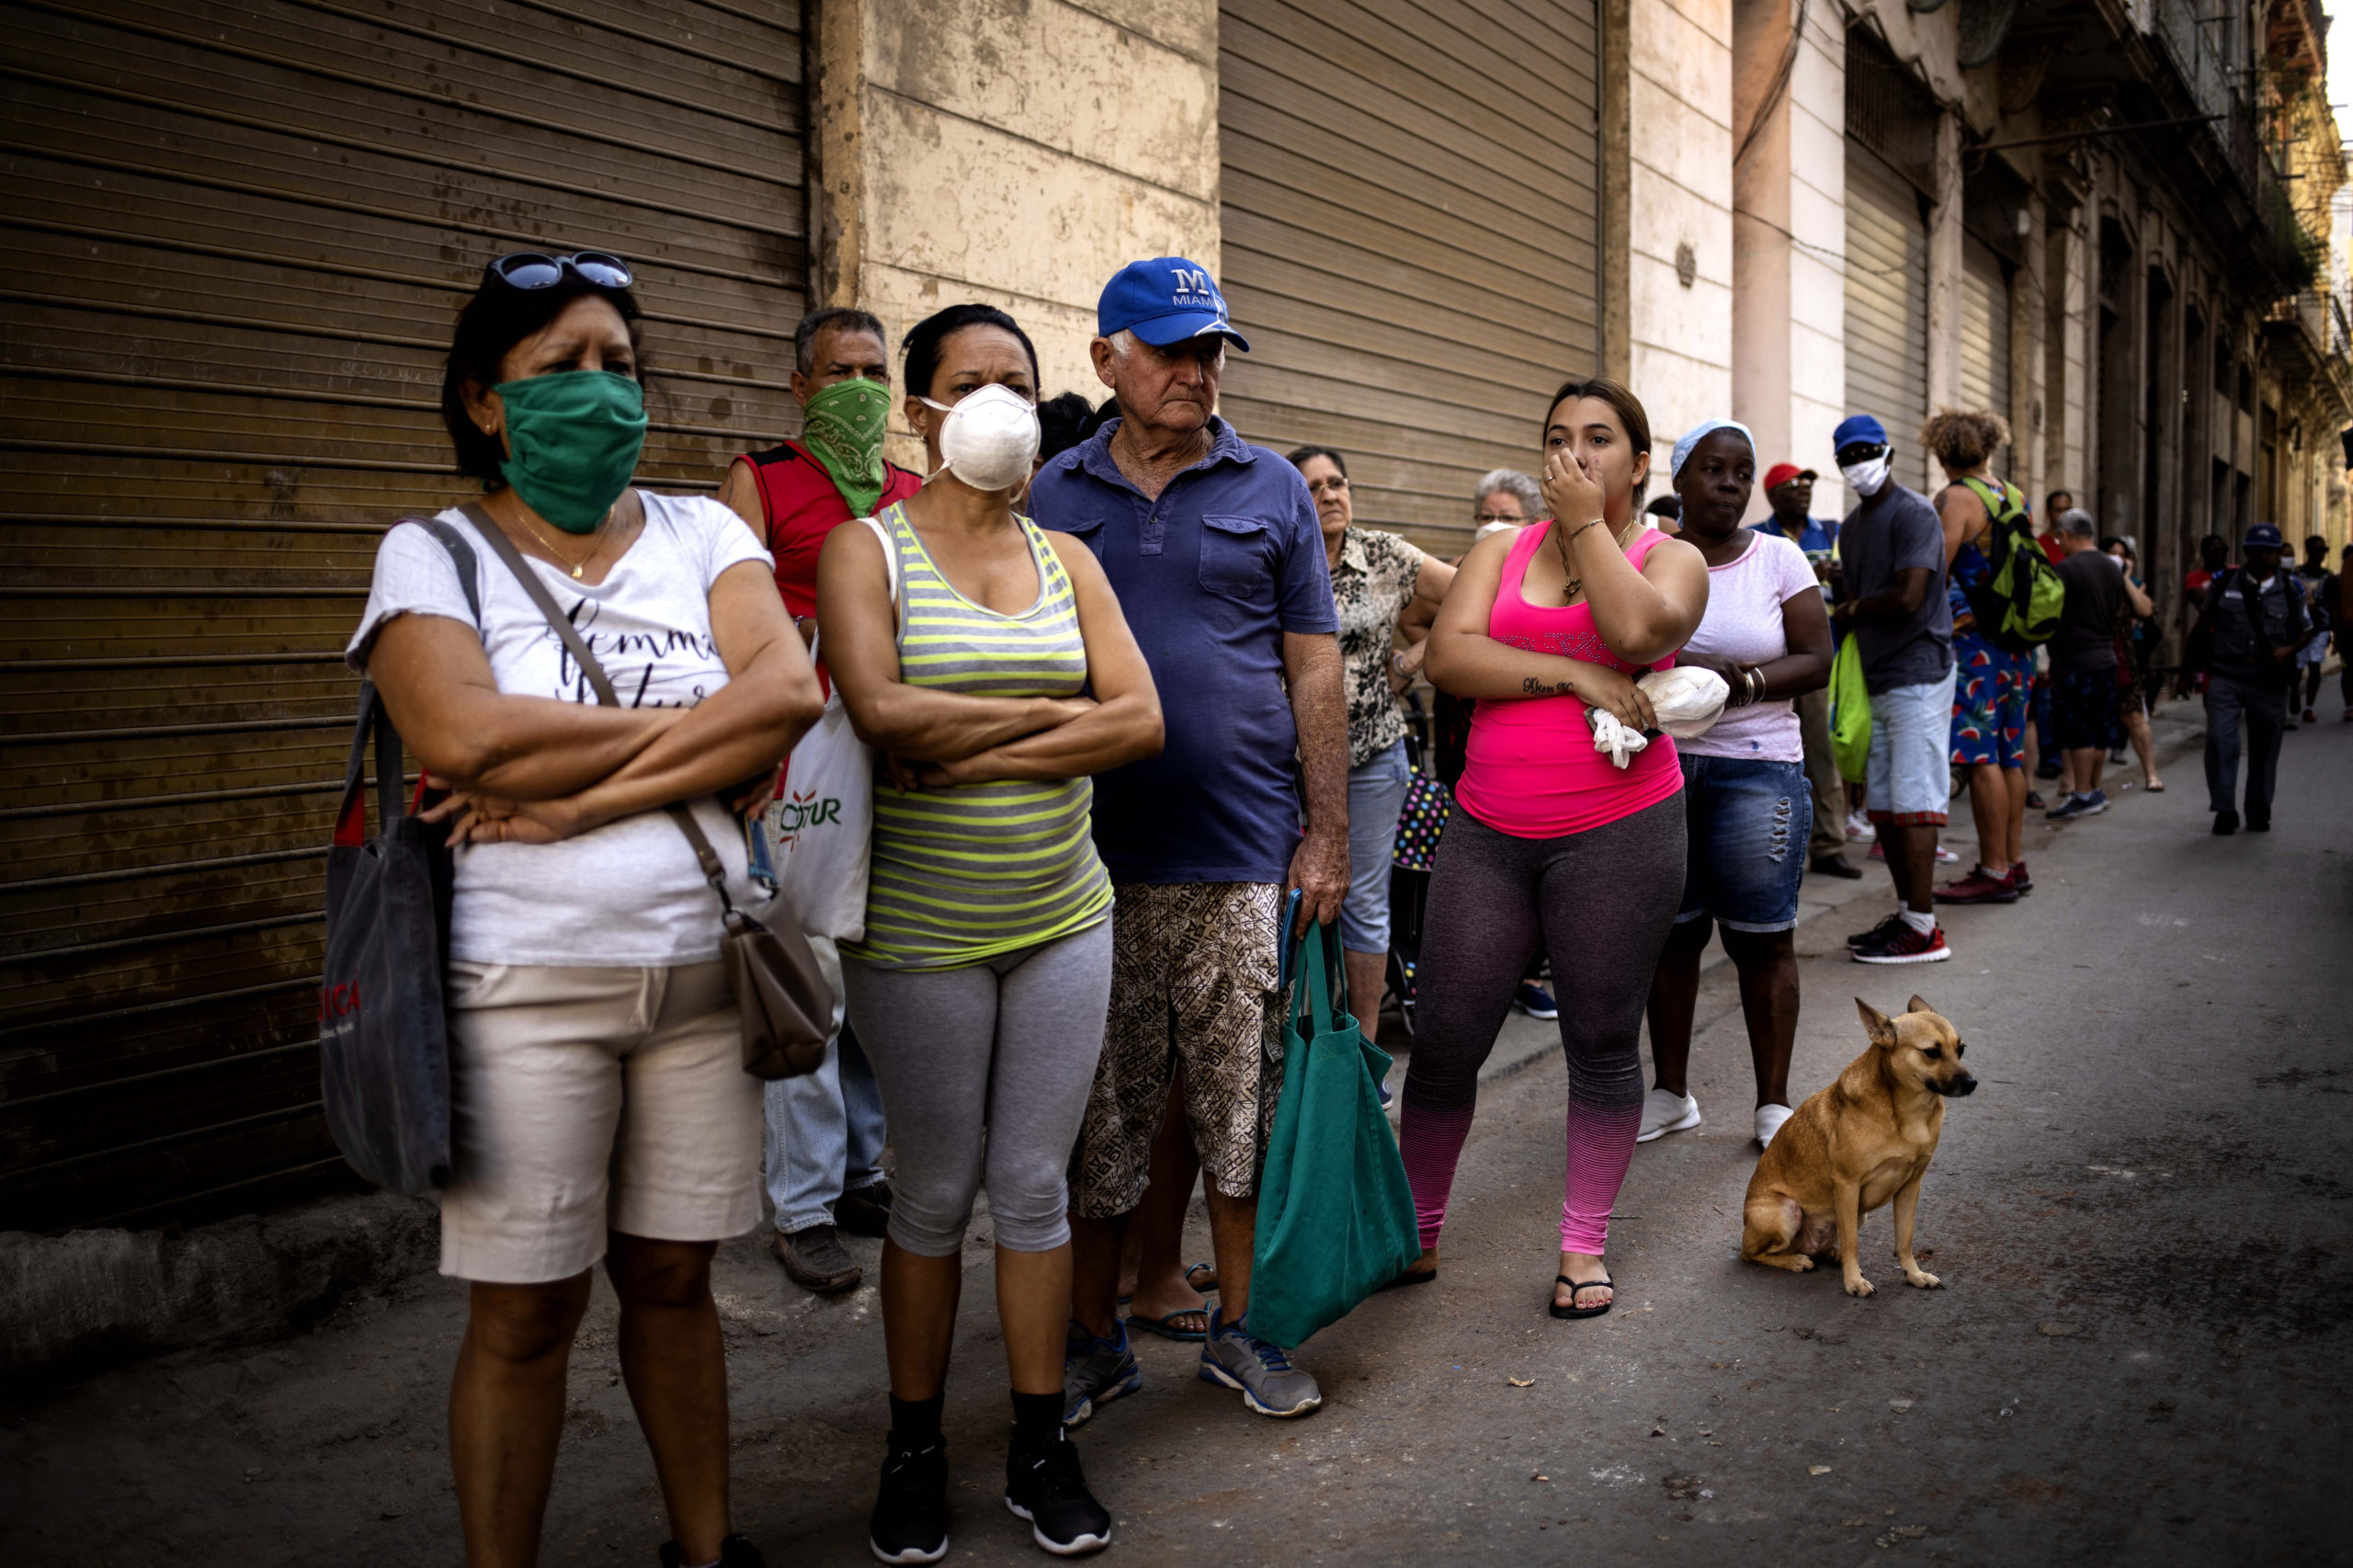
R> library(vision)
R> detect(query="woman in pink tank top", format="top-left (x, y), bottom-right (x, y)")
top-left (1398, 378), bottom-right (1709, 1320)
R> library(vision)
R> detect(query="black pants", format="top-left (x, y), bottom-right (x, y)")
top-left (2204, 668), bottom-right (2287, 820)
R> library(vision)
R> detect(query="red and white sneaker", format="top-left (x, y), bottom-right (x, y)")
top-left (1853, 922), bottom-right (1952, 964)
top-left (2008, 859), bottom-right (2033, 895)
top-left (1936, 867), bottom-right (2018, 904)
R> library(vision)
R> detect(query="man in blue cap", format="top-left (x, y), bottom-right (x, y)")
top-left (2184, 521), bottom-right (2309, 832)
top-left (1029, 257), bottom-right (1347, 1422)
top-left (1828, 414), bottom-right (1957, 965)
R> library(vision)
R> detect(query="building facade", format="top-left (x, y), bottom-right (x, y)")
top-left (4, 0), bottom-right (2345, 1232)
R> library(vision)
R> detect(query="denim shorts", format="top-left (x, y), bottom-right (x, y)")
top-left (2050, 666), bottom-right (2118, 751)
top-left (1675, 755), bottom-right (1811, 933)
top-left (1341, 740), bottom-right (1412, 952)
top-left (1865, 665), bottom-right (1959, 826)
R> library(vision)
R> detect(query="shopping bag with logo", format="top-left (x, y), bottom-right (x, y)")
top-left (1828, 631), bottom-right (1873, 784)
top-left (766, 513), bottom-right (897, 943)
top-left (1245, 920), bottom-right (1423, 1349)
top-left (319, 682), bottom-right (455, 1195)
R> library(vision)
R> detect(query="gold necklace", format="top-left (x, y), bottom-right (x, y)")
top-left (514, 507), bottom-right (608, 579)
top-left (1560, 516), bottom-right (1642, 603)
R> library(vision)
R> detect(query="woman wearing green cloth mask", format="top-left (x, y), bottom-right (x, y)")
top-left (347, 250), bottom-right (822, 1568)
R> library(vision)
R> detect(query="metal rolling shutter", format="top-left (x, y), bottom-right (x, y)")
top-left (1959, 233), bottom-right (2013, 469)
top-left (1217, 0), bottom-right (1602, 555)
top-left (0, 0), bottom-right (807, 1232)
top-left (1844, 141), bottom-right (1931, 492)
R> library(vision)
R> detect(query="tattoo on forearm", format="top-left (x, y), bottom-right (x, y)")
top-left (1520, 676), bottom-right (1576, 696)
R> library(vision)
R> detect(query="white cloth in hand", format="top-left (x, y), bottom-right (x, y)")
top-left (1586, 665), bottom-right (1732, 769)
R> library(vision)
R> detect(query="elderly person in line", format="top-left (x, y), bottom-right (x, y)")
top-left (1032, 256), bottom-right (1348, 1424)
top-left (1287, 445), bottom-right (1456, 1043)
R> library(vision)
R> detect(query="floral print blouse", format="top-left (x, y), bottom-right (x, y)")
top-left (1330, 526), bottom-right (1427, 766)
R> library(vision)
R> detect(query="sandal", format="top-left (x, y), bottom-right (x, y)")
top-left (1125, 1307), bottom-right (1210, 1342)
top-left (2144, 779), bottom-right (2165, 792)
top-left (1379, 1264), bottom-right (1438, 1290)
top-left (1183, 1262), bottom-right (1219, 1296)
top-left (1549, 1272), bottom-right (1614, 1320)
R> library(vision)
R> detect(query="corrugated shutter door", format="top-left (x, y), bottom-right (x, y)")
top-left (1216, 0), bottom-right (1601, 555)
top-left (1844, 140), bottom-right (1931, 491)
top-left (0, 0), bottom-right (807, 1232)
top-left (1959, 234), bottom-right (2013, 470)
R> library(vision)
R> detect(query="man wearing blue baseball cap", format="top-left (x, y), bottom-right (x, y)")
top-left (1029, 256), bottom-right (1345, 1423)
top-left (1828, 414), bottom-right (1959, 965)
top-left (2183, 521), bottom-right (2310, 831)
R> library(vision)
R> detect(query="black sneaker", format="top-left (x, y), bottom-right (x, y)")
top-left (659, 1537), bottom-right (766, 1568)
top-left (1005, 1426), bottom-right (1111, 1556)
top-left (870, 1435), bottom-right (949, 1564)
top-left (1847, 913), bottom-right (1904, 950)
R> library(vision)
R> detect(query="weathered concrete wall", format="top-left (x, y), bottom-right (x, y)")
top-left (1732, 0), bottom-right (1846, 515)
top-left (814, 0), bottom-right (1222, 467)
top-left (1629, 0), bottom-right (1736, 461)
top-left (0, 1194), bottom-right (437, 1388)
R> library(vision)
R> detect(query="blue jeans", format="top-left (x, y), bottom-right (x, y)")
top-left (763, 936), bottom-right (887, 1233)
top-left (1675, 755), bottom-right (1811, 932)
top-left (1342, 740), bottom-right (1412, 953)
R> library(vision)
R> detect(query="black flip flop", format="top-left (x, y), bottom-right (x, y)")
top-left (1550, 1272), bottom-right (1614, 1319)
top-left (1379, 1265), bottom-right (1438, 1290)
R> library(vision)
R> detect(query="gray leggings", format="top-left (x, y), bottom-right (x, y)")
top-left (842, 918), bottom-right (1114, 1257)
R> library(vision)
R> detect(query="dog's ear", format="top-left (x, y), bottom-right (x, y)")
top-left (1856, 997), bottom-right (1898, 1049)
top-left (1905, 994), bottom-right (1932, 1018)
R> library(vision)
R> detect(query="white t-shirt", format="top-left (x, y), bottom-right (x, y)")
top-left (346, 492), bottom-right (777, 967)
top-left (1678, 530), bottom-right (1819, 763)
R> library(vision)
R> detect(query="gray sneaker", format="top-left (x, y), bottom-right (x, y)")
top-left (1063, 1318), bottom-right (1141, 1428)
top-left (773, 1223), bottom-right (861, 1295)
top-left (1198, 1308), bottom-right (1322, 1418)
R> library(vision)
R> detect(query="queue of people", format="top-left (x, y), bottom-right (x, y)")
top-left (347, 243), bottom-right (2332, 1568)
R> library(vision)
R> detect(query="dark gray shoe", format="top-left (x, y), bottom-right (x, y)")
top-left (774, 1224), bottom-right (861, 1295)
top-left (1197, 1308), bottom-right (1322, 1418)
top-left (1062, 1319), bottom-right (1141, 1428)
top-left (835, 1179), bottom-right (894, 1238)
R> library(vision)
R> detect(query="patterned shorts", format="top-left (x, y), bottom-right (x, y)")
top-left (1949, 636), bottom-right (2030, 770)
top-left (1068, 881), bottom-right (1284, 1216)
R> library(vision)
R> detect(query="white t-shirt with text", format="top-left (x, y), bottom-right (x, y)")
top-left (1678, 530), bottom-right (1819, 764)
top-left (347, 492), bottom-right (776, 966)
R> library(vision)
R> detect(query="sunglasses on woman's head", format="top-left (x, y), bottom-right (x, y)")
top-left (484, 251), bottom-right (634, 292)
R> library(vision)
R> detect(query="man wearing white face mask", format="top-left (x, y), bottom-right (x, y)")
top-left (1031, 256), bottom-right (1349, 1425)
top-left (1827, 414), bottom-right (1957, 965)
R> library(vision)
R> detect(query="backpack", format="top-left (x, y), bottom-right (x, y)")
top-left (1957, 476), bottom-right (2064, 653)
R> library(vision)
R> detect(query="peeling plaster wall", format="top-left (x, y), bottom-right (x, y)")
top-left (822, 0), bottom-right (1222, 466)
top-left (1630, 0), bottom-right (1736, 460)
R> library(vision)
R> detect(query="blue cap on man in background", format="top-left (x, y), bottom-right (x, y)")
top-left (1832, 414), bottom-right (1889, 451)
top-left (1097, 257), bottom-right (1251, 351)
top-left (2242, 522), bottom-right (2285, 551)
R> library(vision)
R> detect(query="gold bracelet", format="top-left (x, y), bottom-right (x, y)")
top-left (1566, 517), bottom-right (1608, 544)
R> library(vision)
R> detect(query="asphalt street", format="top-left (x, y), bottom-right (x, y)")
top-left (4, 689), bottom-right (2347, 1566)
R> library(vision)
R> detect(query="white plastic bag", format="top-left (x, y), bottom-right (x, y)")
top-left (765, 516), bottom-right (896, 941)
top-left (1586, 665), bottom-right (1730, 769)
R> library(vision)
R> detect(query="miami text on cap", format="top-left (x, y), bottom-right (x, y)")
top-left (1097, 257), bottom-right (1252, 352)
top-left (1833, 414), bottom-right (1888, 450)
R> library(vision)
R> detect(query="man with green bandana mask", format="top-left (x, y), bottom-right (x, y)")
top-left (719, 307), bottom-right (924, 1299)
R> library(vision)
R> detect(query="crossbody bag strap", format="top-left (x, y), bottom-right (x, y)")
top-left (460, 498), bottom-right (741, 915)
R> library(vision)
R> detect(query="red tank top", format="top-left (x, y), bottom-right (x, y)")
top-left (1454, 521), bottom-right (1685, 839)
top-left (739, 440), bottom-right (925, 619)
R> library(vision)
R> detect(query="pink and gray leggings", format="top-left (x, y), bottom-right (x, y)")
top-left (1398, 793), bottom-right (1685, 1256)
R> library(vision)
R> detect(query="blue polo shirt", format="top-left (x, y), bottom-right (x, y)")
top-left (1029, 416), bottom-right (1337, 884)
top-left (1751, 514), bottom-right (1838, 554)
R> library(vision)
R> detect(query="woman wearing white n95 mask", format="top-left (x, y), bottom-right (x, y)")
top-left (814, 302), bottom-right (1164, 1562)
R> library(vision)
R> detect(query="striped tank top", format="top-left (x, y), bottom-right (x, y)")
top-left (844, 502), bottom-right (1114, 971)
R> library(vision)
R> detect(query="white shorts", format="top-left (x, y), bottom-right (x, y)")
top-left (439, 960), bottom-right (763, 1283)
top-left (2297, 631), bottom-right (2329, 667)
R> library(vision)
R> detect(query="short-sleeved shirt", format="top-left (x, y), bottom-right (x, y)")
top-left (1751, 514), bottom-right (1838, 554)
top-left (346, 493), bottom-right (777, 967)
top-left (1838, 481), bottom-right (1951, 693)
top-left (1029, 416), bottom-right (1339, 885)
top-left (1330, 526), bottom-right (1427, 765)
top-left (1680, 530), bottom-right (1819, 763)
top-left (736, 438), bottom-right (925, 618)
top-left (2050, 548), bottom-right (2125, 672)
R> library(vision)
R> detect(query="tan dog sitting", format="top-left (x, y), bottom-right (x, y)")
top-left (1741, 995), bottom-right (1976, 1297)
